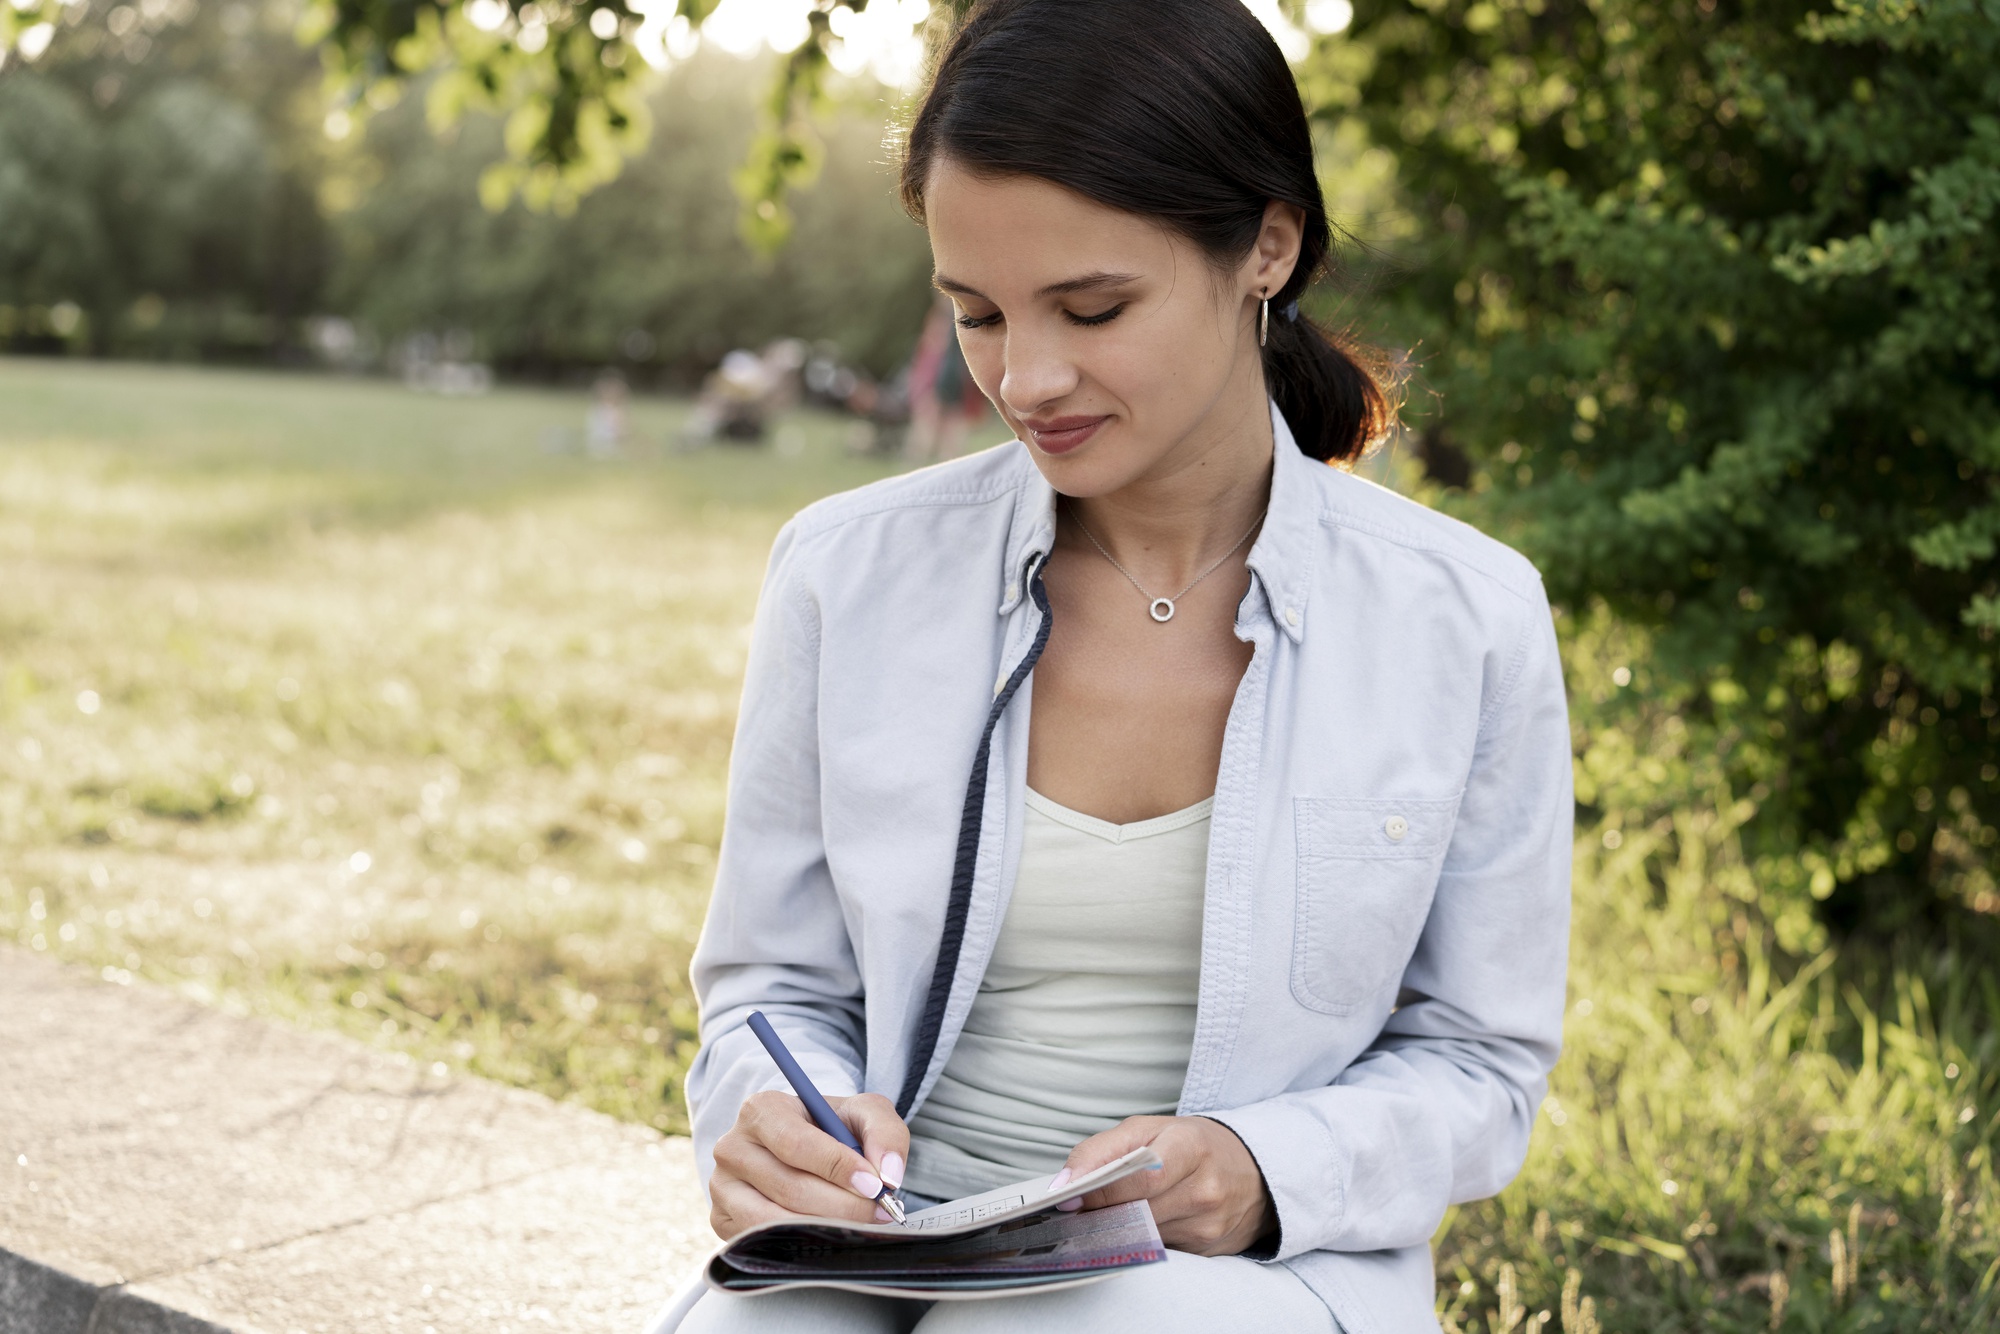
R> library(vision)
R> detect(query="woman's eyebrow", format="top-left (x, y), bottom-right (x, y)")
top-left (931, 271), bottom-right (1142, 299)
top-left (1036, 271), bottom-right (1142, 298)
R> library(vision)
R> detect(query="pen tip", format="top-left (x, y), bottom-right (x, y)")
top-left (881, 1192), bottom-right (907, 1224)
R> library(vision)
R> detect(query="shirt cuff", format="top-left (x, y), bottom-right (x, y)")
top-left (1201, 1101), bottom-right (1345, 1263)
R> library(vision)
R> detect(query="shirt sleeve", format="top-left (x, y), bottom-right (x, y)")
top-left (685, 520), bottom-right (866, 1188)
top-left (1206, 584), bottom-right (1573, 1257)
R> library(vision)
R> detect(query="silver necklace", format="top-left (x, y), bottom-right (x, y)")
top-left (1069, 504), bottom-right (1264, 623)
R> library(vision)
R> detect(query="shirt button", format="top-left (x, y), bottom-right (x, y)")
top-left (1284, 608), bottom-right (1300, 627)
top-left (994, 672), bottom-right (1007, 696)
top-left (1384, 815), bottom-right (1408, 841)
top-left (1006, 582), bottom-right (1018, 600)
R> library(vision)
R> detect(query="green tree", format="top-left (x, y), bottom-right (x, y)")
top-left (0, 0), bottom-right (335, 355)
top-left (0, 73), bottom-right (108, 333)
top-left (0, 1), bottom-right (929, 369)
top-left (328, 50), bottom-right (932, 378)
top-left (2, 0), bottom-right (964, 244)
top-left (102, 82), bottom-right (276, 342)
top-left (1318, 0), bottom-right (1999, 932)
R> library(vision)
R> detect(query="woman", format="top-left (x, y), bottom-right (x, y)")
top-left (673, 1), bottom-right (1571, 1330)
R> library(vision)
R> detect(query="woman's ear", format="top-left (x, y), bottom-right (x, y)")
top-left (1250, 200), bottom-right (1306, 298)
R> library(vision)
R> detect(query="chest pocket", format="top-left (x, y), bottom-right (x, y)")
top-left (1291, 794), bottom-right (1461, 1016)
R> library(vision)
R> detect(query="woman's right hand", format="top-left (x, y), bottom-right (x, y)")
top-left (708, 1090), bottom-right (909, 1240)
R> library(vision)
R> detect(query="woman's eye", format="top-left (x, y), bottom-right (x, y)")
top-left (956, 311), bottom-right (1002, 330)
top-left (1065, 304), bottom-right (1125, 327)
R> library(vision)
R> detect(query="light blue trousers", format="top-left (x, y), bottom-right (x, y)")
top-left (674, 1251), bottom-right (1338, 1334)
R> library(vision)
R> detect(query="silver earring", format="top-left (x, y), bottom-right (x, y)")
top-left (1259, 293), bottom-right (1269, 348)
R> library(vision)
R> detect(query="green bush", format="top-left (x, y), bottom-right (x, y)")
top-left (1324, 0), bottom-right (2000, 934)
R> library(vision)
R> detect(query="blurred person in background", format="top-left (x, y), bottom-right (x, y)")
top-left (903, 293), bottom-right (987, 464)
top-left (673, 1), bottom-right (1571, 1332)
top-left (588, 370), bottom-right (630, 459)
top-left (687, 342), bottom-right (809, 445)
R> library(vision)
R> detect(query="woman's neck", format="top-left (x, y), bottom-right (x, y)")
top-left (1064, 387), bottom-right (1277, 586)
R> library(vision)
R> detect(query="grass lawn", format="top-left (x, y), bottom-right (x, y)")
top-left (1, 357), bottom-right (1991, 1331)
top-left (0, 356), bottom-right (974, 1132)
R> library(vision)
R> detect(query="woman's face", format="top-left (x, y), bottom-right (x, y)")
top-left (923, 159), bottom-right (1299, 499)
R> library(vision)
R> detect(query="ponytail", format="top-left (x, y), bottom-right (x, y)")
top-left (1262, 309), bottom-right (1390, 465)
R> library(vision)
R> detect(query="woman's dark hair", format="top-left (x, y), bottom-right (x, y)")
top-left (901, 0), bottom-right (1389, 464)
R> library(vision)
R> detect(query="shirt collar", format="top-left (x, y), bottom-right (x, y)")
top-left (999, 399), bottom-right (1320, 643)
top-left (1248, 400), bottom-right (1319, 645)
top-left (999, 458), bottom-right (1058, 615)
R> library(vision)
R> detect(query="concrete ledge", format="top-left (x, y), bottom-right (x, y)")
top-left (1, 1248), bottom-right (130, 1334)
top-left (2, 948), bottom-right (714, 1333)
top-left (1, 1246), bottom-right (234, 1334)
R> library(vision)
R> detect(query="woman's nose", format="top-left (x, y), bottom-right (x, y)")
top-left (997, 328), bottom-right (1081, 417)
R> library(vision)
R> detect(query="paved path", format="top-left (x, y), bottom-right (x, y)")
top-left (0, 948), bottom-right (715, 1334)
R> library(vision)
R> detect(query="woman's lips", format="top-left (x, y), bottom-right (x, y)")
top-left (1025, 416), bottom-right (1107, 455)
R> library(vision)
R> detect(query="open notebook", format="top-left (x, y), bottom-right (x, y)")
top-left (704, 1147), bottom-right (1167, 1300)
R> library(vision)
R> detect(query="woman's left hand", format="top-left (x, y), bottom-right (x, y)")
top-left (1054, 1116), bottom-right (1276, 1256)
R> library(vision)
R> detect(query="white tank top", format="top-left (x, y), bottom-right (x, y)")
top-left (902, 788), bottom-right (1210, 1202)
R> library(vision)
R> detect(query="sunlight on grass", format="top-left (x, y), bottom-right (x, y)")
top-left (1425, 614), bottom-right (2000, 1331)
top-left (0, 357), bottom-right (946, 1133)
top-left (1437, 804), bottom-right (1998, 1331)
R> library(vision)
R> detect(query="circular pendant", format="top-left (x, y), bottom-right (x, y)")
top-left (1149, 598), bottom-right (1176, 623)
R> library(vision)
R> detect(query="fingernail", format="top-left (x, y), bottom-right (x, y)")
top-left (850, 1171), bottom-right (884, 1199)
top-left (1047, 1168), bottom-right (1071, 1192)
top-left (881, 1152), bottom-right (905, 1188)
top-left (1056, 1196), bottom-right (1082, 1212)
top-left (875, 1206), bottom-right (893, 1223)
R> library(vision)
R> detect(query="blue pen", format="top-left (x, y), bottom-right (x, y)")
top-left (746, 1010), bottom-right (907, 1224)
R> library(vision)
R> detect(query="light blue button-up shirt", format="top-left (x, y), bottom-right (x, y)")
top-left (686, 405), bottom-right (1573, 1334)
